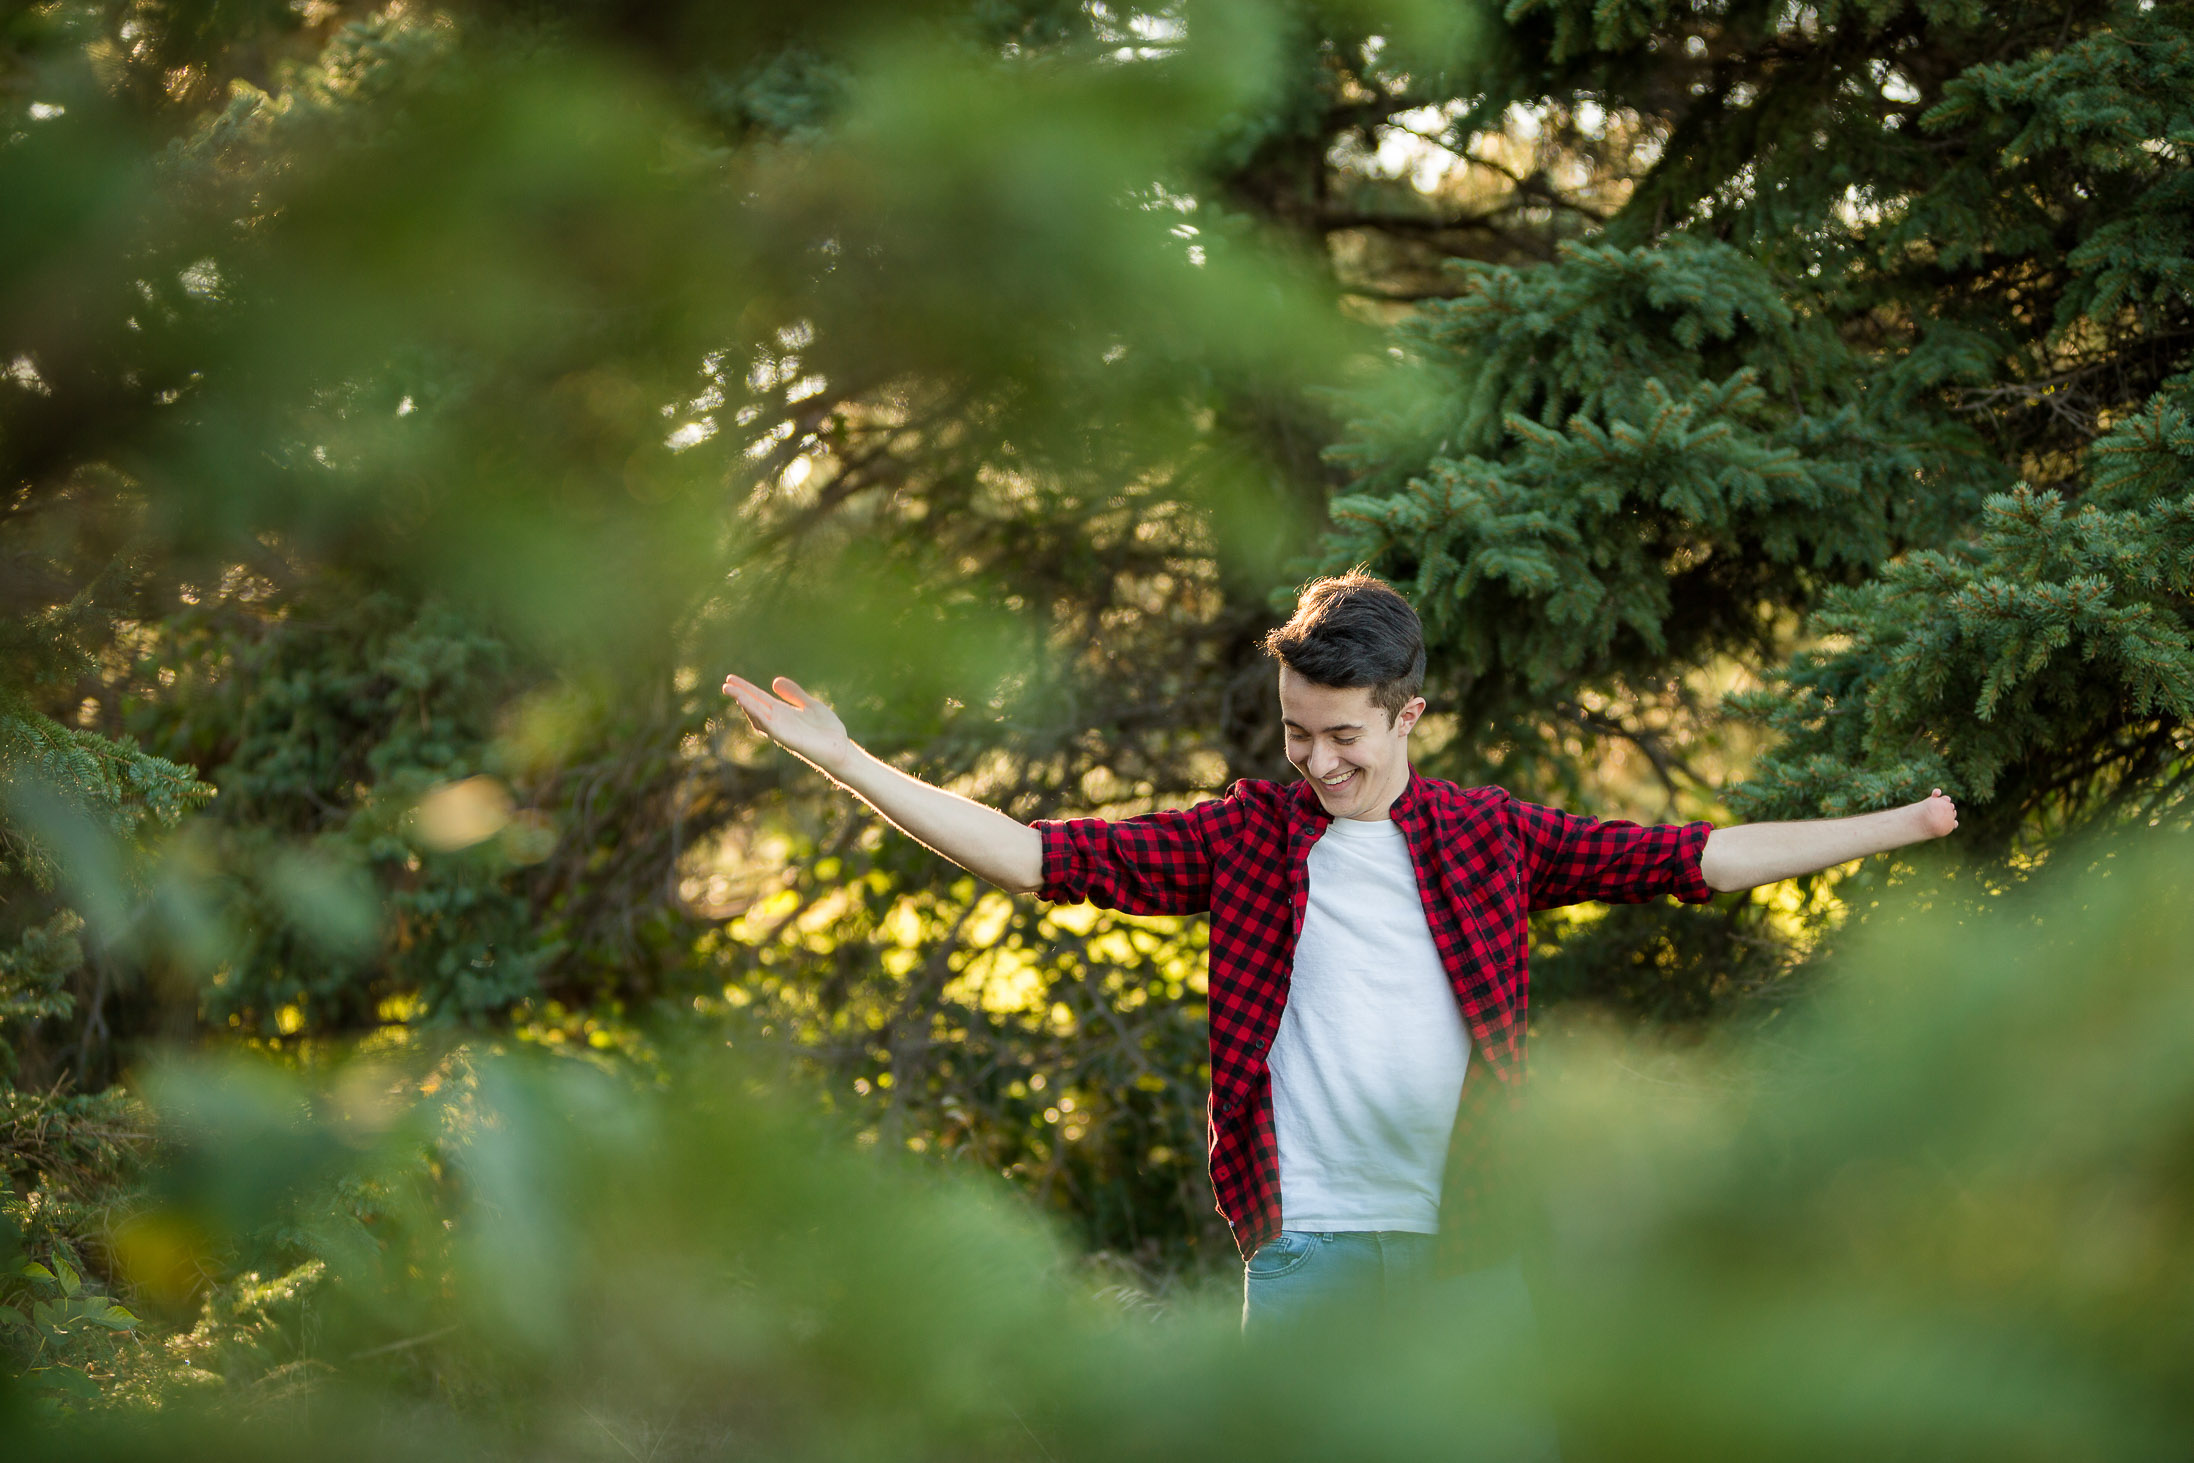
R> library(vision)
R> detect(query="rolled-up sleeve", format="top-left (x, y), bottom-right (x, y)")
top-left (1506, 795), bottom-right (1714, 909)
top-left (1032, 805), bottom-right (1217, 916)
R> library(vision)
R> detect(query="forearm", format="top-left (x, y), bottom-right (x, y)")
top-left (818, 744), bottom-right (1045, 894)
top-left (1699, 802), bottom-right (1944, 892)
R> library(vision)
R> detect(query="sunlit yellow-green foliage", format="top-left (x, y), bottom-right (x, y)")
top-left (722, 858), bottom-right (1217, 1249)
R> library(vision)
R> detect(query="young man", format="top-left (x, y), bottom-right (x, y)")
top-left (721, 573), bottom-right (1958, 1329)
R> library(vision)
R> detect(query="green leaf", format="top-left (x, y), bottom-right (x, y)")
top-left (28, 1363), bottom-right (101, 1400)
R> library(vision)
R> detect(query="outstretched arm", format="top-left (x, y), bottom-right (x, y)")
top-left (722, 674), bottom-right (1044, 894)
top-left (1699, 790), bottom-right (1959, 893)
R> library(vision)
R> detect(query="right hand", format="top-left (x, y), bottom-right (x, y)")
top-left (721, 674), bottom-right (853, 773)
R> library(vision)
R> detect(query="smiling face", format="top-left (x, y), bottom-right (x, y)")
top-left (1278, 665), bottom-right (1426, 822)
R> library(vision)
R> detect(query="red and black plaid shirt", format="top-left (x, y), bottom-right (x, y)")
top-left (1034, 770), bottom-right (1713, 1267)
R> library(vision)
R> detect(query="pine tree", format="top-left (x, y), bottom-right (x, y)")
top-left (1321, 0), bottom-right (2193, 862)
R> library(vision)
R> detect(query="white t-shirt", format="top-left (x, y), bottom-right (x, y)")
top-left (1267, 814), bottom-right (1471, 1233)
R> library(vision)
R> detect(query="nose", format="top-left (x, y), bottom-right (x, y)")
top-left (1306, 743), bottom-right (1342, 778)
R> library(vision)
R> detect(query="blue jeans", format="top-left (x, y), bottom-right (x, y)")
top-left (1241, 1231), bottom-right (1561, 1460)
top-left (1241, 1229), bottom-right (1440, 1331)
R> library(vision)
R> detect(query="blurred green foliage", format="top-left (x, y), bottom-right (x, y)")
top-left (1, 1246), bottom-right (141, 1406)
top-left (1525, 829), bottom-right (2194, 1460)
top-left (0, 820), bottom-right (2187, 1458)
top-left (3, 0), bottom-right (2192, 1429)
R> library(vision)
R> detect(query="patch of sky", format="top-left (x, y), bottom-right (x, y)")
top-left (180, 259), bottom-right (224, 299)
top-left (742, 419), bottom-right (795, 459)
top-left (1871, 60), bottom-right (1921, 106)
top-left (669, 419), bottom-right (719, 452)
top-left (6, 355), bottom-right (50, 395)
top-left (1360, 99), bottom-right (1472, 193)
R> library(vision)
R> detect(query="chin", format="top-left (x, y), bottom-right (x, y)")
top-left (1312, 776), bottom-right (1364, 804)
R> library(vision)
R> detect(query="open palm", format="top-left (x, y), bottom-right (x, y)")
top-left (721, 674), bottom-right (851, 771)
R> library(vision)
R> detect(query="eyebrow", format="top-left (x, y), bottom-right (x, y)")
top-left (1282, 718), bottom-right (1366, 734)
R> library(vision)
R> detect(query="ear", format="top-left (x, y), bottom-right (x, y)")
top-left (1393, 695), bottom-right (1427, 735)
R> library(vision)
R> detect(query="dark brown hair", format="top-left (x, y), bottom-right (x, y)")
top-left (1261, 570), bottom-right (1426, 724)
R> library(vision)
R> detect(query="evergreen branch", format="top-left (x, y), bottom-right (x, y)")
top-left (1550, 698), bottom-right (1707, 805)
